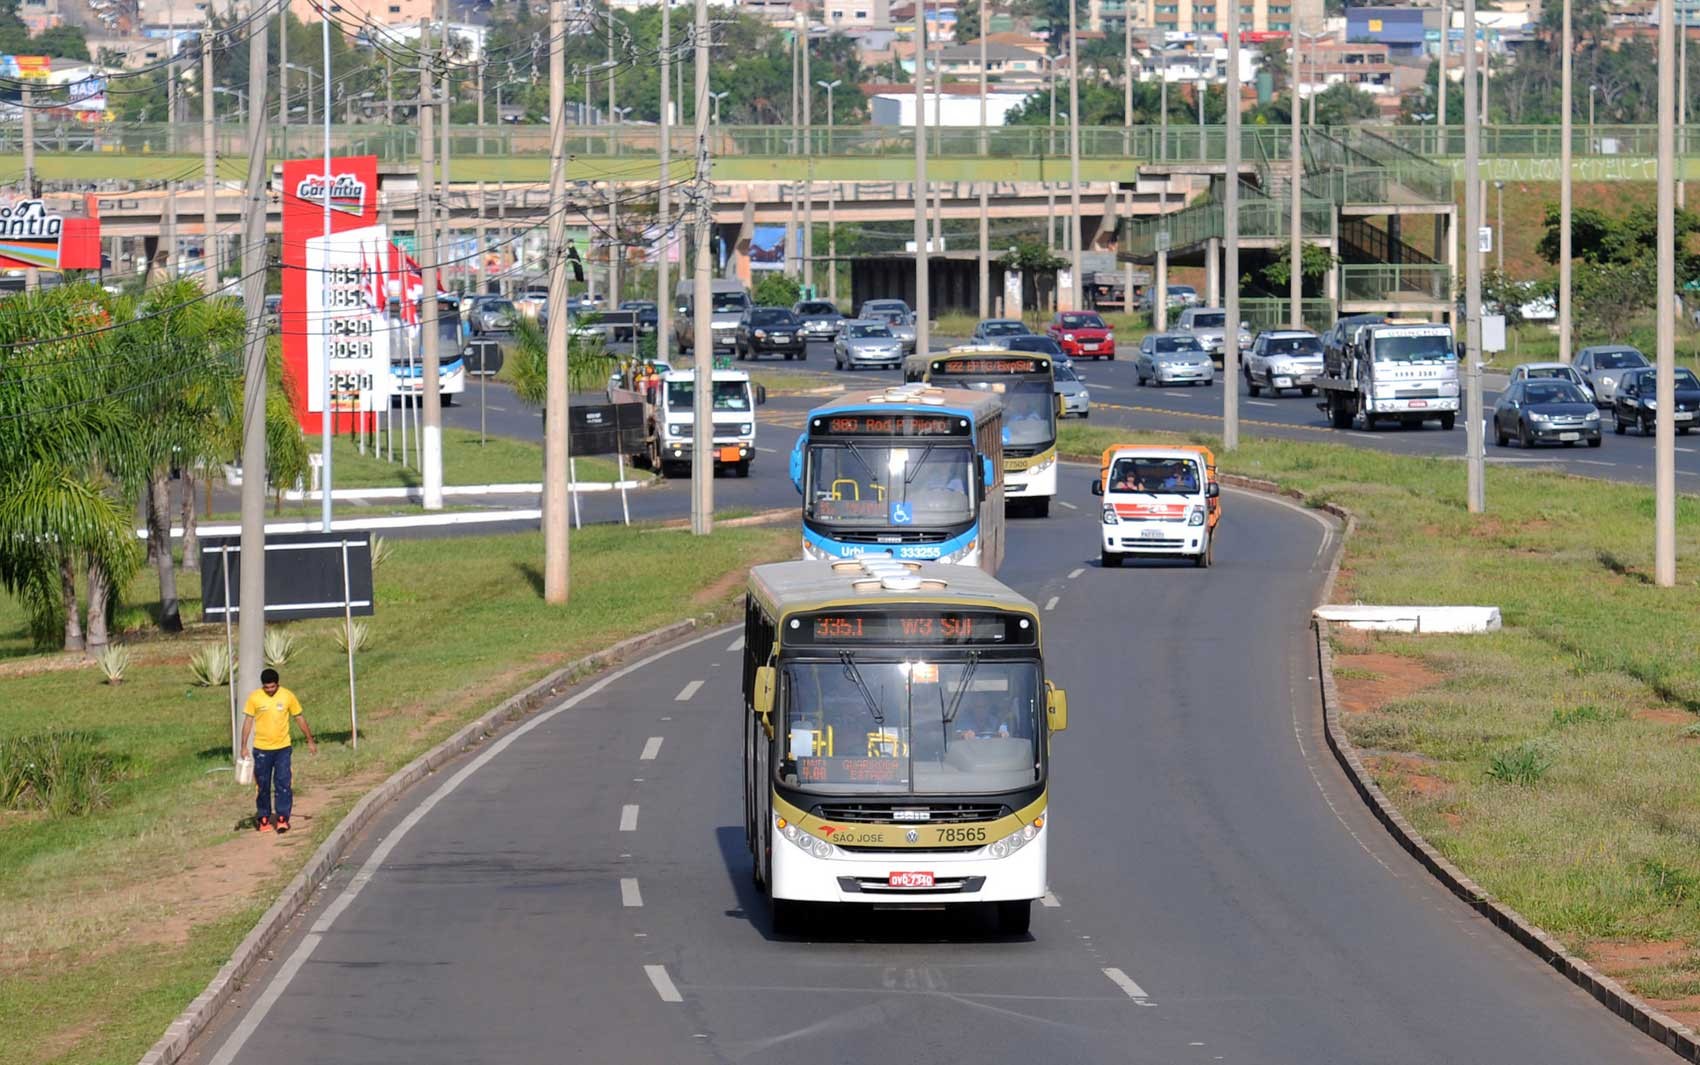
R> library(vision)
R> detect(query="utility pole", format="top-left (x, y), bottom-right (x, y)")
top-left (1559, 0), bottom-right (1572, 362)
top-left (1495, 180), bottom-right (1504, 271)
top-left (607, 11), bottom-right (620, 306)
top-left (692, 0), bottom-right (714, 536)
top-left (164, 181), bottom-right (178, 280)
top-left (913, 0), bottom-right (930, 357)
top-left (820, 78), bottom-right (840, 303)
top-left (801, 10), bottom-right (812, 290)
top-left (1464, 0), bottom-right (1485, 513)
top-left (1223, 6), bottom-right (1241, 450)
top-left (203, 31), bottom-right (218, 294)
top-left (419, 62), bottom-right (445, 512)
top-left (237, 12), bottom-right (270, 705)
top-left (22, 85), bottom-right (35, 292)
top-left (979, 183), bottom-right (989, 318)
top-left (280, 3), bottom-right (288, 127)
top-left (1155, 68), bottom-right (1168, 332)
top-left (1681, 3), bottom-right (1688, 209)
top-left (544, 0), bottom-right (570, 601)
top-left (979, 0), bottom-right (988, 154)
top-left (1438, 0), bottom-right (1447, 142)
top-left (477, 64), bottom-right (486, 156)
top-left (657, 0), bottom-right (672, 361)
top-left (1657, 0), bottom-right (1678, 585)
top-left (1289, 24), bottom-right (1302, 328)
top-left (1067, 0), bottom-right (1082, 311)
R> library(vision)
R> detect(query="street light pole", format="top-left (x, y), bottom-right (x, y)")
top-left (1155, 63), bottom-right (1169, 331)
top-left (819, 78), bottom-right (840, 302)
top-left (1559, 0), bottom-right (1573, 363)
top-left (237, 8), bottom-right (270, 708)
top-left (711, 89), bottom-right (729, 125)
top-left (1463, 0), bottom-right (1485, 513)
top-left (543, 0), bottom-right (570, 602)
top-left (657, 0), bottom-right (672, 363)
top-left (202, 30), bottom-right (218, 295)
top-left (1223, 3), bottom-right (1241, 451)
top-left (1656, 0), bottom-right (1678, 585)
top-left (692, 0), bottom-right (715, 536)
top-left (914, 0), bottom-right (930, 357)
top-left (1067, 0), bottom-right (1082, 310)
top-left (1289, 24), bottom-right (1302, 329)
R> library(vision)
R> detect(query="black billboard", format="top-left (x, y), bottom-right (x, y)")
top-left (200, 532), bottom-right (375, 622)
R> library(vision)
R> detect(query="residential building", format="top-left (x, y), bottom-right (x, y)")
top-left (1130, 0), bottom-right (1324, 36)
top-left (869, 87), bottom-right (1033, 126)
top-left (290, 0), bottom-right (434, 25)
top-left (825, 0), bottom-right (891, 30)
top-left (1345, 6), bottom-right (1427, 58)
top-left (1301, 39), bottom-right (1396, 95)
top-left (17, 0), bottom-right (60, 34)
top-left (937, 41), bottom-right (1049, 82)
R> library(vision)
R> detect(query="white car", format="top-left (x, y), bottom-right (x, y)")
top-left (1244, 329), bottom-right (1325, 397)
top-left (1509, 361), bottom-right (1595, 403)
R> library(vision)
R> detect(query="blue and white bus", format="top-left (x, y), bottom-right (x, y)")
top-left (790, 384), bottom-right (1005, 573)
top-left (388, 296), bottom-right (467, 404)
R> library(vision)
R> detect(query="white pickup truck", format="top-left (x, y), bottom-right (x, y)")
top-left (1316, 323), bottom-right (1459, 431)
top-left (613, 368), bottom-right (764, 478)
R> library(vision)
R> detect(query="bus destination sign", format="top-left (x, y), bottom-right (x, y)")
top-left (813, 413), bottom-right (970, 437)
top-left (796, 611), bottom-right (1034, 646)
top-left (932, 357), bottom-right (1044, 376)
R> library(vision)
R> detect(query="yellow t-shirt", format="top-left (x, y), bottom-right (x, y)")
top-left (244, 687), bottom-right (303, 751)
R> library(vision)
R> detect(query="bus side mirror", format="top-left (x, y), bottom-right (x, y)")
top-left (981, 456), bottom-right (994, 489)
top-left (1207, 482), bottom-right (1220, 498)
top-left (756, 385), bottom-right (768, 405)
top-left (1045, 681), bottom-right (1068, 733)
top-left (1091, 479), bottom-right (1103, 496)
top-left (789, 439), bottom-right (805, 493)
top-left (753, 666), bottom-right (777, 717)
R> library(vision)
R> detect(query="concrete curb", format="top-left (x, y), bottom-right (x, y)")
top-left (136, 610), bottom-right (733, 1065)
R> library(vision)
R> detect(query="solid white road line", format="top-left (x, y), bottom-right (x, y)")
top-left (621, 878), bottom-right (644, 907)
top-left (620, 804), bottom-right (640, 832)
top-left (1102, 967), bottom-right (1149, 1001)
top-left (1043, 596), bottom-right (1059, 612)
top-left (201, 623), bottom-right (738, 1065)
top-left (1040, 891), bottom-right (1061, 908)
top-left (1067, 567), bottom-right (1084, 579)
top-left (675, 680), bottom-right (705, 702)
top-left (640, 737), bottom-right (664, 761)
top-left (645, 964), bottom-right (685, 1003)
top-left (1056, 499), bottom-right (1079, 510)
top-left (727, 635), bottom-right (745, 652)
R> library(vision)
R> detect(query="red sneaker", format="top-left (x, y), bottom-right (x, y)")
top-left (256, 816), bottom-right (272, 832)
top-left (275, 817), bottom-right (290, 834)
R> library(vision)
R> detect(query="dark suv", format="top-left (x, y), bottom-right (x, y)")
top-left (735, 307), bottom-right (806, 361)
top-left (1612, 366), bottom-right (1700, 436)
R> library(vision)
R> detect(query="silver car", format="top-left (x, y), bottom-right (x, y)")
top-left (857, 299), bottom-right (918, 354)
top-left (834, 319), bottom-right (905, 370)
top-left (1135, 333), bottom-right (1216, 386)
top-left (1175, 306), bottom-right (1252, 362)
top-left (1245, 329), bottom-right (1324, 396)
top-left (1575, 345), bottom-right (1650, 407)
top-left (971, 318), bottom-right (1030, 347)
top-left (1054, 357), bottom-right (1091, 417)
top-left (1511, 361), bottom-right (1595, 403)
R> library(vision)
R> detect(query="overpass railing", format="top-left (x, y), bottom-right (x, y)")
top-left (8, 121), bottom-right (1689, 164)
top-left (1340, 264), bottom-right (1451, 303)
top-left (1240, 298), bottom-right (1336, 333)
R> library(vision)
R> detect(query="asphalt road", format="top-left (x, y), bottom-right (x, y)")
top-left (181, 471), bottom-right (1678, 1065)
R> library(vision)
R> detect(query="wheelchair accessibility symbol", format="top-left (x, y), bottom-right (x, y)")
top-left (890, 501), bottom-right (914, 525)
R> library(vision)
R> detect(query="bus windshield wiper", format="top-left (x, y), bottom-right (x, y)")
top-left (838, 651), bottom-right (884, 726)
top-left (900, 444), bottom-right (935, 504)
top-left (941, 652), bottom-right (980, 727)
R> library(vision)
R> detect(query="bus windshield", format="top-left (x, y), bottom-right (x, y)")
top-left (806, 443), bottom-right (975, 526)
top-left (666, 380), bottom-right (751, 411)
top-left (780, 659), bottom-right (1042, 794)
top-left (994, 380), bottom-right (1057, 447)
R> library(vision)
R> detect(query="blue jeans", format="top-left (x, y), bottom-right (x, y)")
top-left (253, 745), bottom-right (293, 820)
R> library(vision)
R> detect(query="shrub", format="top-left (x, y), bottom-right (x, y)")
top-left (369, 535), bottom-right (394, 572)
top-left (189, 644), bottom-right (235, 687)
top-left (263, 629), bottom-right (300, 668)
top-left (95, 643), bottom-right (132, 685)
top-left (0, 731), bottom-right (119, 817)
top-left (333, 620), bottom-right (372, 654)
top-left (1486, 742), bottom-right (1552, 786)
top-left (1550, 703), bottom-right (1624, 728)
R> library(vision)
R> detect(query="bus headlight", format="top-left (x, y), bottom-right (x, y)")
top-left (989, 820), bottom-right (1041, 859)
top-left (1032, 454), bottom-right (1055, 474)
top-left (936, 539), bottom-right (979, 565)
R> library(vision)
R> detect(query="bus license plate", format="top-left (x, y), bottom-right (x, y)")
top-left (888, 871), bottom-right (935, 888)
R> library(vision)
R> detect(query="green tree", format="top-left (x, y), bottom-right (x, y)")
top-left (1261, 243), bottom-right (1339, 297)
top-left (753, 273), bottom-right (800, 307)
top-left (1000, 239), bottom-right (1067, 314)
top-left (1575, 258), bottom-right (1655, 340)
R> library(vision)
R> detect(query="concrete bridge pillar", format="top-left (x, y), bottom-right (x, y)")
top-left (1206, 236), bottom-right (1222, 306)
top-left (1090, 189), bottom-right (1120, 251)
top-left (733, 193), bottom-right (755, 287)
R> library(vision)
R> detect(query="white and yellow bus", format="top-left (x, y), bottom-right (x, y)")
top-left (906, 348), bottom-right (1060, 517)
top-left (742, 558), bottom-right (1069, 935)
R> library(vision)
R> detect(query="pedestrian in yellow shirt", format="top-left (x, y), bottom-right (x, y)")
top-left (240, 668), bottom-right (318, 834)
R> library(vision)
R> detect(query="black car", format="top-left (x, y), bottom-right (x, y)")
top-left (794, 299), bottom-right (844, 341)
top-left (735, 307), bottom-right (806, 360)
top-left (1492, 378), bottom-right (1602, 448)
top-left (1611, 366), bottom-right (1700, 436)
top-left (618, 299), bottom-right (659, 341)
top-left (1005, 334), bottom-right (1064, 357)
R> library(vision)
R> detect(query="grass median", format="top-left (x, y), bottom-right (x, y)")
top-left (0, 522), bottom-right (795, 1065)
top-left (304, 427), bottom-right (642, 489)
top-left (1059, 422), bottom-right (1700, 1024)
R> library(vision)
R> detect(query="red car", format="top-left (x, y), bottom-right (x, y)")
top-left (1047, 311), bottom-right (1115, 360)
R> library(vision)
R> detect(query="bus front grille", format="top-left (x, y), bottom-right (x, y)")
top-left (812, 802), bottom-right (1010, 824)
top-left (834, 843), bottom-right (986, 854)
top-left (830, 530), bottom-right (949, 545)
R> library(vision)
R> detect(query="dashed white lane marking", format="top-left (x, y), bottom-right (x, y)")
top-left (1044, 596), bottom-right (1060, 611)
top-left (675, 680), bottom-right (705, 702)
top-left (1102, 967), bottom-right (1150, 1001)
top-left (1162, 391), bottom-right (1190, 398)
top-left (1248, 400), bottom-right (1277, 407)
top-left (1678, 446), bottom-right (1697, 454)
top-left (640, 736), bottom-right (664, 761)
top-left (1067, 567), bottom-right (1084, 579)
top-left (645, 964), bottom-right (684, 1003)
top-left (1575, 459), bottom-right (1617, 467)
top-left (1041, 891), bottom-right (1061, 908)
top-left (620, 805), bottom-right (640, 831)
top-left (727, 635), bottom-right (745, 652)
top-left (1056, 499), bottom-right (1079, 510)
top-left (621, 878), bottom-right (643, 907)
top-left (756, 446), bottom-right (778, 454)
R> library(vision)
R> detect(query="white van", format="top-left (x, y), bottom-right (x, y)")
top-left (1090, 445), bottom-right (1219, 568)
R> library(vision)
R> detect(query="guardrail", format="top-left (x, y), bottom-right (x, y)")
top-left (6, 121), bottom-right (1691, 164)
top-left (1339, 264), bottom-right (1451, 303)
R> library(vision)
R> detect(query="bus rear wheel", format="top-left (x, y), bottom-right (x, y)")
top-left (994, 900), bottom-right (1032, 935)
